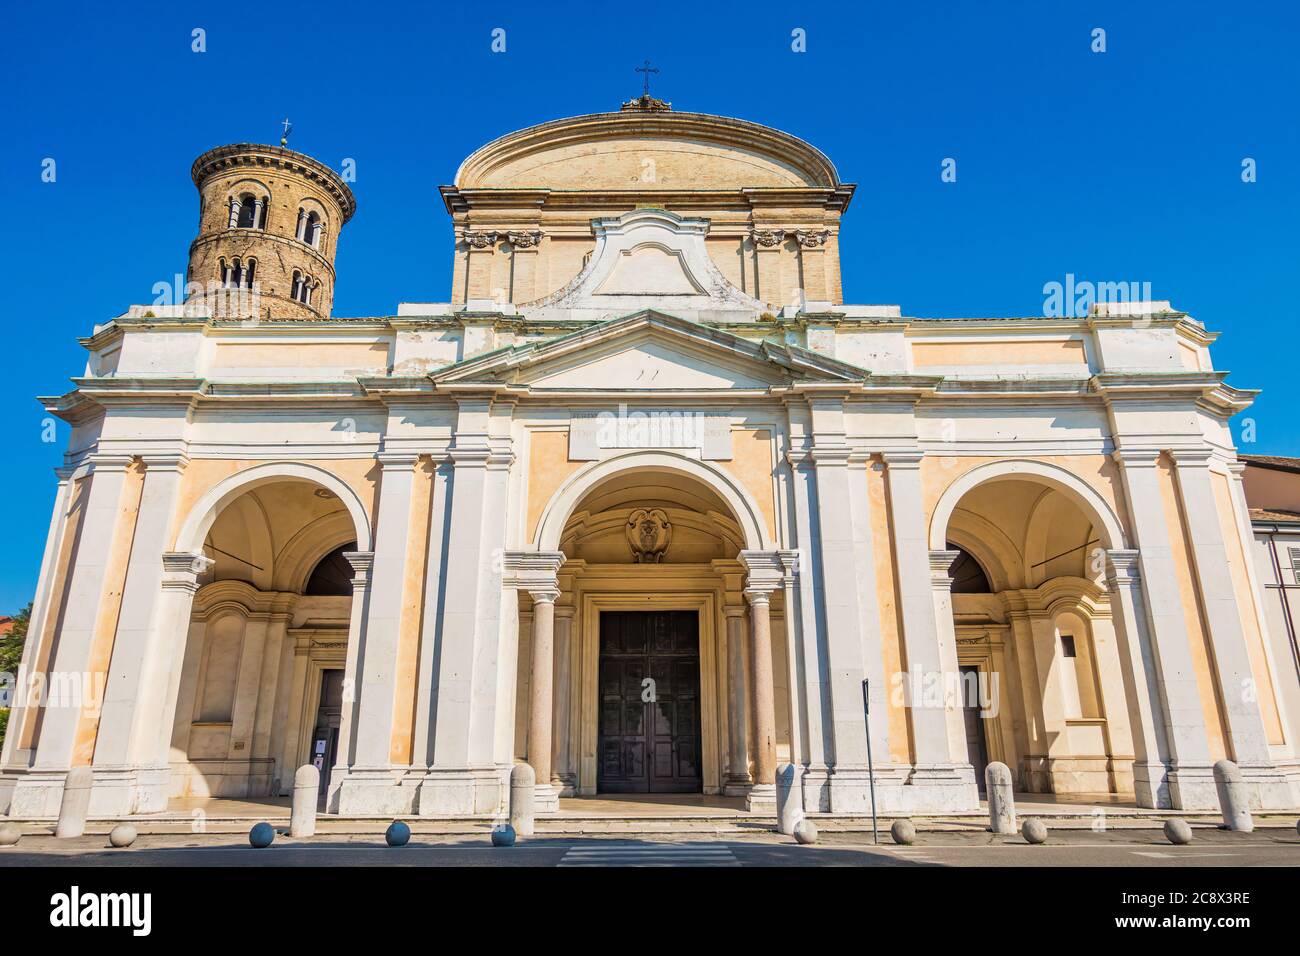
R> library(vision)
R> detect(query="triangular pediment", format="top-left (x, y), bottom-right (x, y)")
top-left (432, 310), bottom-right (868, 392)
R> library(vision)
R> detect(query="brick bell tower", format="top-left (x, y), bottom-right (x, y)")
top-left (185, 142), bottom-right (355, 320)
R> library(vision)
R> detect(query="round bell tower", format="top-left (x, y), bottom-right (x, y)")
top-left (186, 143), bottom-right (355, 320)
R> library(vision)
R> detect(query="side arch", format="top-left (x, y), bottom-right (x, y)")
top-left (928, 459), bottom-right (1127, 552)
top-left (174, 461), bottom-right (373, 554)
top-left (533, 450), bottom-right (773, 552)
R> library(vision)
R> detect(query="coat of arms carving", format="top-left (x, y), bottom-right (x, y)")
top-left (626, 508), bottom-right (672, 563)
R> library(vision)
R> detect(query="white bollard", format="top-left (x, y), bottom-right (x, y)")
top-left (984, 761), bottom-right (1016, 834)
top-left (775, 763), bottom-right (803, 836)
top-left (55, 766), bottom-right (94, 838)
top-left (510, 763), bottom-right (536, 837)
top-left (1213, 760), bottom-right (1254, 833)
top-left (290, 764), bottom-right (320, 838)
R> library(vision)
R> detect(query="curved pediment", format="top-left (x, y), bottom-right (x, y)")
top-left (454, 110), bottom-right (841, 191)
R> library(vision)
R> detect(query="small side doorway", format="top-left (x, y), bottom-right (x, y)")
top-left (310, 670), bottom-right (344, 800)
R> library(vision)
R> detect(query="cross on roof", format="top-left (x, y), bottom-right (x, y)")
top-left (280, 118), bottom-right (292, 147)
top-left (635, 59), bottom-right (659, 97)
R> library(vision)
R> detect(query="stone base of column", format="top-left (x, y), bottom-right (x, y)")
top-left (332, 765), bottom-right (421, 815)
top-left (1165, 764), bottom-right (1220, 810)
top-left (0, 764), bottom-right (174, 818)
top-left (904, 762), bottom-right (980, 812)
top-left (552, 773), bottom-right (577, 797)
top-left (1238, 762), bottom-right (1297, 811)
top-left (413, 768), bottom-right (503, 816)
top-left (534, 782), bottom-right (560, 814)
top-left (798, 766), bottom-right (832, 812)
top-left (1130, 760), bottom-right (1173, 809)
top-left (723, 771), bottom-right (753, 798)
top-left (745, 783), bottom-right (777, 813)
top-left (826, 765), bottom-right (909, 814)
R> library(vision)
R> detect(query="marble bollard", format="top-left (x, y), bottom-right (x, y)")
top-left (1213, 760), bottom-right (1253, 833)
top-left (775, 763), bottom-right (803, 836)
top-left (510, 763), bottom-right (536, 837)
top-left (290, 764), bottom-right (320, 838)
top-left (984, 762), bottom-right (1016, 834)
top-left (55, 766), bottom-right (94, 838)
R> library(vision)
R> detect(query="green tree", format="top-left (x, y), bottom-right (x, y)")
top-left (0, 602), bottom-right (32, 752)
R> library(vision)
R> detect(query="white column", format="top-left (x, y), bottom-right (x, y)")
top-left (503, 551), bottom-right (565, 813)
top-left (1105, 550), bottom-right (1173, 807)
top-left (1171, 451), bottom-right (1290, 806)
top-left (551, 605), bottom-right (575, 793)
top-left (881, 451), bottom-right (978, 811)
top-left (228, 198), bottom-right (240, 228)
top-left (420, 399), bottom-right (515, 816)
top-left (92, 456), bottom-right (189, 813)
top-left (743, 577), bottom-right (779, 813)
top-left (724, 605), bottom-right (751, 793)
top-left (29, 457), bottom-right (132, 775)
top-left (412, 458), bottom-right (452, 768)
top-left (252, 197), bottom-right (265, 229)
top-left (327, 550), bottom-right (373, 811)
top-left (1112, 449), bottom-right (1216, 807)
top-left (527, 588), bottom-right (557, 806)
top-left (782, 442), bottom-right (829, 808)
top-left (335, 454), bottom-right (417, 814)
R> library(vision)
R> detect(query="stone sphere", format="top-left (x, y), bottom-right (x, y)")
top-left (1164, 819), bottom-right (1194, 845)
top-left (1021, 819), bottom-right (1048, 845)
top-left (890, 819), bottom-right (916, 846)
top-left (385, 821), bottom-right (411, 847)
top-left (0, 823), bottom-right (21, 846)
top-left (108, 824), bottom-right (137, 848)
top-left (792, 819), bottom-right (818, 845)
top-left (491, 823), bottom-right (516, 847)
top-left (248, 822), bottom-right (275, 848)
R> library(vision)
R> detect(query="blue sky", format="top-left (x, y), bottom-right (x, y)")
top-left (0, 0), bottom-right (1296, 610)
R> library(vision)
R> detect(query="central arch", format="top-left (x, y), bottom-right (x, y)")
top-left (533, 449), bottom-right (773, 553)
top-left (522, 449), bottom-right (783, 801)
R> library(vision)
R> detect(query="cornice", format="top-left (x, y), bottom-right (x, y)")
top-left (191, 143), bottom-right (356, 223)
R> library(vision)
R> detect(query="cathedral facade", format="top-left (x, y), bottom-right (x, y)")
top-left (4, 99), bottom-right (1298, 819)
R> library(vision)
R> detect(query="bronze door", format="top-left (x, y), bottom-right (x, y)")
top-left (597, 611), bottom-right (702, 794)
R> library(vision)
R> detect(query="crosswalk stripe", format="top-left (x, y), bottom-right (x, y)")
top-left (557, 843), bottom-right (741, 867)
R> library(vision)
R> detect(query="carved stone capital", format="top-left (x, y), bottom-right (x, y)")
top-left (750, 228), bottom-right (786, 248)
top-left (462, 230), bottom-right (499, 250)
top-left (507, 230), bottom-right (544, 249)
top-left (794, 229), bottom-right (830, 249)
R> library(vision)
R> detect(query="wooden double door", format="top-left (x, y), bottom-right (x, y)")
top-left (597, 611), bottom-right (702, 794)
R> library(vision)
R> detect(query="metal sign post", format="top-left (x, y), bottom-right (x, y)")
top-left (861, 678), bottom-right (879, 844)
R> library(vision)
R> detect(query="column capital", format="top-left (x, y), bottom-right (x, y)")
top-left (1112, 447), bottom-right (1161, 468)
top-left (929, 549), bottom-right (961, 589)
top-left (724, 604), bottom-right (748, 620)
top-left (1104, 548), bottom-right (1142, 587)
top-left (1168, 447), bottom-right (1215, 467)
top-left (461, 230), bottom-right (499, 249)
top-left (506, 230), bottom-right (544, 249)
top-left (343, 550), bottom-right (375, 591)
top-left (554, 604), bottom-right (577, 621)
top-left (739, 549), bottom-right (784, 594)
top-left (527, 588), bottom-right (560, 605)
top-left (375, 452), bottom-right (421, 470)
top-left (502, 550), bottom-right (567, 593)
top-left (160, 552), bottom-right (214, 592)
top-left (744, 589), bottom-right (772, 607)
top-left (880, 449), bottom-right (925, 470)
